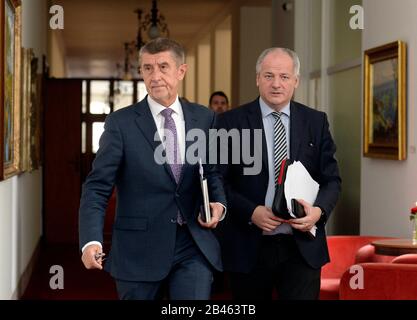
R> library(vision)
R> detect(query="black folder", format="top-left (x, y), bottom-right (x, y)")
top-left (271, 158), bottom-right (292, 220)
top-left (291, 198), bottom-right (307, 218)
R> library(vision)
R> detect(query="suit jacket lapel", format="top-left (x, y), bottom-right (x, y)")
top-left (289, 101), bottom-right (303, 160)
top-left (134, 98), bottom-right (177, 185)
top-left (178, 100), bottom-right (198, 187)
top-left (246, 100), bottom-right (269, 186)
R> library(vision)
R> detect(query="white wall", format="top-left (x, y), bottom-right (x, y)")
top-left (271, 0), bottom-right (294, 49)
top-left (196, 35), bottom-right (211, 106)
top-left (185, 4), bottom-right (271, 108)
top-left (213, 17), bottom-right (232, 104)
top-left (17, 171), bottom-right (42, 278)
top-left (22, 0), bottom-right (47, 73)
top-left (184, 51), bottom-right (196, 102)
top-left (239, 6), bottom-right (272, 105)
top-left (294, 0), bottom-right (362, 235)
top-left (0, 0), bottom-right (46, 299)
top-left (185, 15), bottom-right (232, 107)
top-left (0, 180), bottom-right (15, 299)
top-left (361, 0), bottom-right (417, 237)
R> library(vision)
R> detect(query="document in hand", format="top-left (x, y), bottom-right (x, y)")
top-left (284, 161), bottom-right (320, 237)
top-left (199, 159), bottom-right (211, 223)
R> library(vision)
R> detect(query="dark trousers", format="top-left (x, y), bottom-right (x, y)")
top-left (230, 234), bottom-right (321, 300)
top-left (115, 224), bottom-right (213, 300)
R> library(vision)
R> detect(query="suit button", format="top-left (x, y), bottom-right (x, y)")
top-left (170, 218), bottom-right (177, 224)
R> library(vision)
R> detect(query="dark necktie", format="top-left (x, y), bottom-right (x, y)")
top-left (272, 112), bottom-right (287, 185)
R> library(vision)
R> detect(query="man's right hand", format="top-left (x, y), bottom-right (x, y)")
top-left (251, 205), bottom-right (284, 232)
top-left (81, 244), bottom-right (105, 270)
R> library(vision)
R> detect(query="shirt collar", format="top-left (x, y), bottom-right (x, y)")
top-left (147, 95), bottom-right (181, 118)
top-left (259, 97), bottom-right (290, 119)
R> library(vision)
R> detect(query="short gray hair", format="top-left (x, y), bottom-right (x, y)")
top-left (255, 47), bottom-right (300, 76)
top-left (139, 37), bottom-right (185, 67)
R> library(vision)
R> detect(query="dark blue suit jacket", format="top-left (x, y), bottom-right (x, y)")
top-left (216, 99), bottom-right (341, 273)
top-left (79, 97), bottom-right (227, 282)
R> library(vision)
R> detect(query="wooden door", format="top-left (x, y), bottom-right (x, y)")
top-left (43, 79), bottom-right (144, 244)
top-left (44, 79), bottom-right (81, 244)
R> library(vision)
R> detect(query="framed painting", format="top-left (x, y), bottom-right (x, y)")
top-left (363, 40), bottom-right (407, 160)
top-left (1, 0), bottom-right (22, 180)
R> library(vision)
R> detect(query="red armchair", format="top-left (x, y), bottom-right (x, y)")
top-left (339, 262), bottom-right (417, 299)
top-left (320, 236), bottom-right (393, 300)
top-left (392, 254), bottom-right (417, 264)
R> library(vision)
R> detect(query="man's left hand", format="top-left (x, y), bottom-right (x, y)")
top-left (289, 199), bottom-right (322, 232)
top-left (198, 202), bottom-right (224, 229)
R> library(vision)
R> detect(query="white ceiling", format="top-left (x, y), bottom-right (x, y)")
top-left (52, 0), bottom-right (236, 78)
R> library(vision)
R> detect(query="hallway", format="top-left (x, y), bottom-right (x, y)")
top-left (22, 243), bottom-right (117, 300)
top-left (21, 242), bottom-right (232, 300)
top-left (3, 0), bottom-right (417, 300)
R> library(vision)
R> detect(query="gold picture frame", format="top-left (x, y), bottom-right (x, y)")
top-left (21, 47), bottom-right (33, 171)
top-left (21, 47), bottom-right (41, 172)
top-left (1, 0), bottom-right (22, 180)
top-left (363, 40), bottom-right (406, 160)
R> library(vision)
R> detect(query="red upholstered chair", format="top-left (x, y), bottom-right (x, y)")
top-left (339, 262), bottom-right (417, 300)
top-left (355, 244), bottom-right (394, 263)
top-left (392, 254), bottom-right (417, 264)
top-left (320, 236), bottom-right (394, 300)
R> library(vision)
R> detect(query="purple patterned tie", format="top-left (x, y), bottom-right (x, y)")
top-left (160, 108), bottom-right (184, 224)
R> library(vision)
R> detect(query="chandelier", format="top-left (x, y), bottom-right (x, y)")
top-left (135, 0), bottom-right (170, 49)
top-left (116, 0), bottom-right (170, 80)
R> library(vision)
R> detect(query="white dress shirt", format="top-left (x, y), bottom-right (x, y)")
top-left (147, 95), bottom-right (186, 164)
top-left (259, 97), bottom-right (293, 236)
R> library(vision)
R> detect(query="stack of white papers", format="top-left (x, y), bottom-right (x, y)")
top-left (284, 161), bottom-right (320, 237)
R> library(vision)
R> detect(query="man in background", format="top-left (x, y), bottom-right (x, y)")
top-left (209, 91), bottom-right (229, 113)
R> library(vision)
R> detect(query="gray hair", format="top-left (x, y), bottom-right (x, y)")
top-left (255, 47), bottom-right (300, 76)
top-left (139, 37), bottom-right (185, 67)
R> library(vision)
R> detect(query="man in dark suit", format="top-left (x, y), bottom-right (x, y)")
top-left (216, 48), bottom-right (341, 300)
top-left (79, 38), bottom-right (226, 300)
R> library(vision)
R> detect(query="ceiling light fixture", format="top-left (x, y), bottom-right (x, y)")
top-left (116, 0), bottom-right (169, 80)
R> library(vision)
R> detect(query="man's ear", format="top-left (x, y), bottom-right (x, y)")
top-left (256, 73), bottom-right (260, 87)
top-left (294, 75), bottom-right (300, 88)
top-left (178, 63), bottom-right (187, 80)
